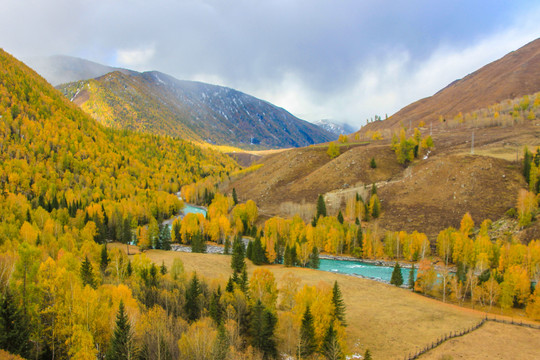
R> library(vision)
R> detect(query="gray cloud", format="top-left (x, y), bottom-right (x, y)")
top-left (2, 0), bottom-right (540, 127)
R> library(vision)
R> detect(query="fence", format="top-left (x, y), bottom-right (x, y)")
top-left (400, 316), bottom-right (540, 360)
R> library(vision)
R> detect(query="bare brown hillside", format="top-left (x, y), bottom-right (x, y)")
top-left (359, 38), bottom-right (540, 134)
top-left (227, 120), bottom-right (539, 239)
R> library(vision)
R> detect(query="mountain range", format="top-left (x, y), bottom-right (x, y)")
top-left (29, 55), bottom-right (336, 148)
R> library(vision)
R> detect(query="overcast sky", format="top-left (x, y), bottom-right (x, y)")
top-left (2, 0), bottom-right (540, 128)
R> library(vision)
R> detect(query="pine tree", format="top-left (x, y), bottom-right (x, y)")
top-left (108, 301), bottom-right (136, 360)
top-left (212, 324), bottom-right (229, 360)
top-left (184, 274), bottom-right (202, 322)
top-left (309, 246), bottom-right (320, 269)
top-left (408, 263), bottom-right (416, 289)
top-left (231, 237), bottom-right (246, 274)
top-left (298, 305), bottom-right (316, 358)
top-left (524, 147), bottom-right (532, 184)
top-left (337, 210), bottom-right (344, 224)
top-left (252, 237), bottom-right (265, 265)
top-left (291, 244), bottom-right (298, 267)
top-left (224, 237), bottom-right (231, 255)
top-left (317, 194), bottom-right (327, 219)
top-left (209, 289), bottom-right (223, 325)
top-left (80, 256), bottom-right (96, 289)
top-left (241, 265), bottom-right (249, 293)
top-left (371, 183), bottom-right (377, 196)
top-left (159, 224), bottom-right (172, 250)
top-left (370, 157), bottom-right (377, 169)
top-left (364, 349), bottom-right (372, 360)
top-left (100, 244), bottom-right (109, 274)
top-left (126, 260), bottom-right (133, 277)
top-left (331, 281), bottom-right (346, 326)
top-left (246, 240), bottom-right (253, 260)
top-left (226, 277), bottom-right (234, 292)
top-left (284, 245), bottom-right (292, 267)
top-left (250, 300), bottom-right (277, 359)
top-left (232, 188), bottom-right (238, 205)
top-left (390, 262), bottom-right (403, 286)
top-left (160, 261), bottom-right (167, 275)
top-left (320, 323), bottom-right (343, 360)
top-left (0, 291), bottom-right (30, 358)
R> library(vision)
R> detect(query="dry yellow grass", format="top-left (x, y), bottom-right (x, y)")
top-left (419, 321), bottom-right (540, 360)
top-left (141, 249), bottom-right (484, 359)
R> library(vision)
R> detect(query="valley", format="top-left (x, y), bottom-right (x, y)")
top-left (1, 17), bottom-right (540, 360)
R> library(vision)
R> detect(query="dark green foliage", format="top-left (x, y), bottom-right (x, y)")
top-left (100, 244), bottom-right (109, 274)
top-left (371, 183), bottom-right (377, 196)
top-left (309, 246), bottom-right (320, 269)
top-left (524, 147), bottom-right (532, 183)
top-left (371, 196), bottom-right (380, 219)
top-left (209, 289), bottom-right (223, 325)
top-left (190, 232), bottom-right (206, 253)
top-left (390, 262), bottom-right (403, 286)
top-left (337, 210), bottom-right (344, 224)
top-left (250, 300), bottom-right (277, 359)
top-left (298, 306), bottom-right (316, 358)
top-left (252, 237), bottom-right (266, 265)
top-left (160, 261), bottom-right (167, 275)
top-left (456, 262), bottom-right (467, 284)
top-left (331, 281), bottom-right (346, 326)
top-left (364, 349), bottom-right (372, 360)
top-left (80, 256), bottom-right (96, 289)
top-left (246, 240), bottom-right (253, 260)
top-left (240, 266), bottom-right (249, 293)
top-left (184, 274), bottom-right (202, 322)
top-left (284, 245), bottom-right (292, 267)
top-left (232, 188), bottom-right (238, 205)
top-left (231, 237), bottom-right (246, 274)
top-left (320, 323), bottom-right (344, 360)
top-left (363, 202), bottom-right (370, 221)
top-left (158, 224), bottom-right (172, 250)
top-left (108, 301), bottom-right (136, 360)
top-left (126, 260), bottom-right (133, 277)
top-left (370, 157), bottom-right (377, 169)
top-left (408, 263), bottom-right (415, 289)
top-left (172, 220), bottom-right (181, 244)
top-left (0, 291), bottom-right (30, 358)
top-left (478, 269), bottom-right (491, 284)
top-left (317, 194), bottom-right (327, 219)
top-left (226, 277), bottom-right (234, 292)
top-left (212, 324), bottom-right (229, 360)
top-left (224, 237), bottom-right (231, 255)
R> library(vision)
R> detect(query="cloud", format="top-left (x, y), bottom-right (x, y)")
top-left (1, 0), bottom-right (540, 128)
top-left (116, 46), bottom-right (155, 69)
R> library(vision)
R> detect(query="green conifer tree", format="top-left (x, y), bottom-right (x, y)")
top-left (232, 188), bottom-right (238, 205)
top-left (309, 246), bottom-right (320, 269)
top-left (100, 244), bottom-right (109, 274)
top-left (0, 291), bottom-right (30, 358)
top-left (160, 261), bottom-right (167, 275)
top-left (108, 301), bottom-right (136, 360)
top-left (298, 306), bottom-right (316, 358)
top-left (212, 324), bottom-right (229, 360)
top-left (408, 264), bottom-right (416, 289)
top-left (370, 158), bottom-right (377, 169)
top-left (246, 240), bottom-right (253, 260)
top-left (250, 300), bottom-right (277, 359)
top-left (80, 256), bottom-right (96, 289)
top-left (320, 323), bottom-right (343, 360)
top-left (331, 281), bottom-right (346, 326)
top-left (337, 211), bottom-right (344, 224)
top-left (317, 194), bottom-right (327, 219)
top-left (184, 274), bottom-right (202, 322)
top-left (231, 237), bottom-right (246, 274)
top-left (364, 349), bottom-right (372, 360)
top-left (390, 262), bottom-right (404, 286)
